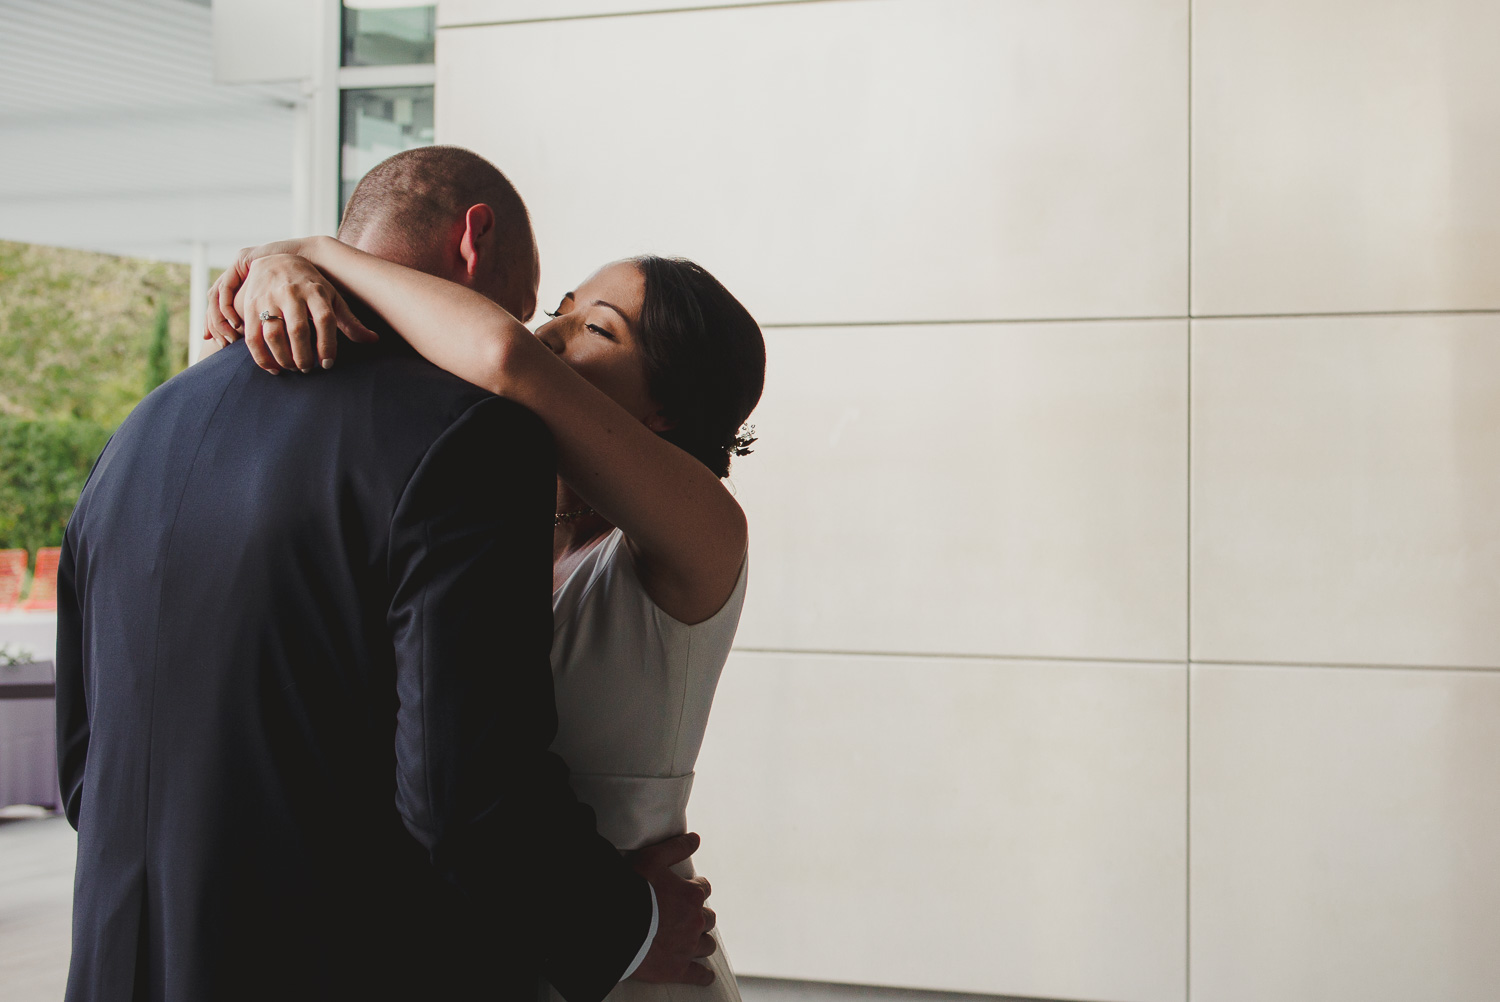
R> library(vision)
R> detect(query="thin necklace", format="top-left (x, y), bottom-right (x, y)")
top-left (554, 506), bottom-right (595, 527)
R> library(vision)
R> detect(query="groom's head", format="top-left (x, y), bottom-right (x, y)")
top-left (338, 146), bottom-right (539, 321)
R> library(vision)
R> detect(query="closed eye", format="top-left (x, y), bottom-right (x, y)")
top-left (548, 292), bottom-right (577, 319)
top-left (585, 322), bottom-right (617, 341)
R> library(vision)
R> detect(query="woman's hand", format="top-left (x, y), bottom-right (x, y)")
top-left (205, 238), bottom-right (378, 374)
top-left (204, 239), bottom-right (302, 353)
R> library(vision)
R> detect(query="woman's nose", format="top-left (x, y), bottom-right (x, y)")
top-left (535, 324), bottom-right (566, 355)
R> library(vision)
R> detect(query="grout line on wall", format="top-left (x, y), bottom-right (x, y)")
top-left (732, 647), bottom-right (1188, 666)
top-left (1184, 655), bottom-right (1193, 1002)
top-left (1184, 0), bottom-right (1194, 995)
top-left (1192, 657), bottom-right (1500, 674)
top-left (1191, 307), bottom-right (1500, 321)
top-left (438, 0), bottom-right (861, 30)
top-left (731, 647), bottom-right (1500, 673)
top-left (1185, 2), bottom-right (1194, 324)
top-left (760, 315), bottom-right (1190, 329)
top-left (758, 307), bottom-right (1500, 331)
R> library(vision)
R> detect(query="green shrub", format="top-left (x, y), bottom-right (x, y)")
top-left (145, 300), bottom-right (172, 394)
top-left (0, 417), bottom-right (112, 558)
top-left (0, 240), bottom-right (204, 567)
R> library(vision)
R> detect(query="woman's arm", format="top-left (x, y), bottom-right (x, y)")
top-left (224, 236), bottom-right (747, 624)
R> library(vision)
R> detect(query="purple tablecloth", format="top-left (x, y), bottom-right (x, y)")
top-left (0, 660), bottom-right (61, 811)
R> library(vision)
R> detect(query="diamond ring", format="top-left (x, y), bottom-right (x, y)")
top-left (259, 310), bottom-right (282, 323)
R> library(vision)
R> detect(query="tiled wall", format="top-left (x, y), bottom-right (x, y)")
top-left (435, 2), bottom-right (1500, 1000)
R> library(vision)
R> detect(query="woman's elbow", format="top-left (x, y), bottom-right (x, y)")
top-left (478, 334), bottom-right (518, 397)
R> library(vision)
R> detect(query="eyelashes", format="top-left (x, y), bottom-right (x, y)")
top-left (541, 308), bottom-right (614, 341)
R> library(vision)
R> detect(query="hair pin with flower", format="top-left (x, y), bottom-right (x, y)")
top-left (731, 422), bottom-right (758, 458)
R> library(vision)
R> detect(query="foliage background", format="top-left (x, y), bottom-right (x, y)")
top-left (0, 239), bottom-right (194, 565)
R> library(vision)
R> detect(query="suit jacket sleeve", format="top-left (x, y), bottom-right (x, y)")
top-left (386, 395), bottom-right (652, 1002)
top-left (56, 430), bottom-right (109, 832)
top-left (56, 525), bottom-right (89, 829)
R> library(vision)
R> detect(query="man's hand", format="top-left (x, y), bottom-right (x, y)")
top-left (629, 833), bottom-right (717, 986)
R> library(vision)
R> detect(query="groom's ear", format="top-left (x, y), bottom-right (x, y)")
top-left (456, 203), bottom-right (496, 283)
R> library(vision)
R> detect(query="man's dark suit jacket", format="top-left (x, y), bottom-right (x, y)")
top-left (55, 338), bottom-right (651, 1002)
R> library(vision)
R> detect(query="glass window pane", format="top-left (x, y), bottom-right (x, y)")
top-left (340, 86), bottom-right (436, 218)
top-left (341, 5), bottom-right (435, 67)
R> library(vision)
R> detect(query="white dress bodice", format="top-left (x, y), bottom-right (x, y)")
top-left (545, 528), bottom-right (748, 1002)
top-left (550, 528), bottom-right (748, 852)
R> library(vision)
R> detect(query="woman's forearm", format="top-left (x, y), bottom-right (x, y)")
top-left (299, 235), bottom-right (524, 395)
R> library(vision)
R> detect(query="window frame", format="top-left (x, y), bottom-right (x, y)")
top-left (333, 3), bottom-right (437, 227)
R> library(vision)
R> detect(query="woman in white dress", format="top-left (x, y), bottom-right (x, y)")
top-left (207, 225), bottom-right (763, 1002)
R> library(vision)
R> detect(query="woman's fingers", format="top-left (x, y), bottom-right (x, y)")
top-left (229, 249), bottom-right (368, 374)
top-left (310, 293), bottom-right (382, 371)
top-left (205, 294), bottom-right (238, 346)
top-left (261, 306), bottom-right (298, 371)
top-left (244, 301), bottom-right (321, 375)
top-left (308, 294), bottom-right (340, 371)
top-left (334, 295), bottom-right (379, 344)
top-left (241, 308), bottom-right (282, 375)
top-left (217, 256), bottom-right (250, 332)
top-left (282, 304), bottom-right (316, 374)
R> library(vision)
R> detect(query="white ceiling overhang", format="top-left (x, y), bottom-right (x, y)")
top-left (0, 0), bottom-right (303, 266)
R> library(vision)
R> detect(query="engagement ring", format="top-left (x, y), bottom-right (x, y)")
top-left (259, 310), bottom-right (282, 323)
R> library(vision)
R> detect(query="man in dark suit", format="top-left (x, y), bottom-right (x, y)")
top-left (55, 146), bottom-right (711, 1002)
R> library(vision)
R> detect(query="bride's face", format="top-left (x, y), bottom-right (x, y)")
top-left (535, 261), bottom-right (670, 432)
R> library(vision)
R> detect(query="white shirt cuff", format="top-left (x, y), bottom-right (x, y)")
top-left (620, 883), bottom-right (658, 981)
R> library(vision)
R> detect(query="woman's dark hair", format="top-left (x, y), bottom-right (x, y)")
top-left (632, 256), bottom-right (766, 478)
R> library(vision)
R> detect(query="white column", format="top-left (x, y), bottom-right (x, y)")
top-left (292, 91), bottom-right (309, 234)
top-left (309, 0), bottom-right (342, 235)
top-left (187, 240), bottom-right (208, 365)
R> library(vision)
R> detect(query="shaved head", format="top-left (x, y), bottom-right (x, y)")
top-left (338, 145), bottom-right (536, 311)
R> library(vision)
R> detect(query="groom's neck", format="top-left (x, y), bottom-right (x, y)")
top-left (347, 229), bottom-right (457, 284)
